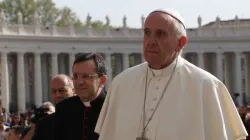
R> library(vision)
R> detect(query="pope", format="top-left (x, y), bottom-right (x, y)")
top-left (95, 8), bottom-right (248, 140)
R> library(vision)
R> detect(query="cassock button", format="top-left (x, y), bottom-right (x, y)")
top-left (156, 87), bottom-right (159, 90)
top-left (158, 78), bottom-right (162, 81)
top-left (150, 108), bottom-right (154, 111)
top-left (153, 98), bottom-right (157, 101)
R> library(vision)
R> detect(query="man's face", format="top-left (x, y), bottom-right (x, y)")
top-left (72, 60), bottom-right (103, 102)
top-left (50, 77), bottom-right (74, 104)
top-left (7, 130), bottom-right (20, 140)
top-left (143, 12), bottom-right (180, 68)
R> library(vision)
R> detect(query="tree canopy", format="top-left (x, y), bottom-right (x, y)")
top-left (0, 0), bottom-right (107, 28)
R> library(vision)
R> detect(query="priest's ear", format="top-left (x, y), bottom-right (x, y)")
top-left (176, 36), bottom-right (188, 52)
top-left (99, 75), bottom-right (108, 86)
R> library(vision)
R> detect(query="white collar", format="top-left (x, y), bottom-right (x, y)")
top-left (148, 56), bottom-right (179, 78)
top-left (83, 102), bottom-right (91, 107)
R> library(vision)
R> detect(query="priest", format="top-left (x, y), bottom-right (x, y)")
top-left (54, 53), bottom-right (107, 140)
top-left (95, 9), bottom-right (248, 140)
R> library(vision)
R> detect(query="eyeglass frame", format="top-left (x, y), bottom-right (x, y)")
top-left (72, 73), bottom-right (103, 81)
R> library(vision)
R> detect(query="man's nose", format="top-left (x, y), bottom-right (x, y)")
top-left (55, 91), bottom-right (61, 97)
top-left (146, 37), bottom-right (157, 46)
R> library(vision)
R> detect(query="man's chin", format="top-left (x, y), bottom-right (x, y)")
top-left (78, 95), bottom-right (91, 102)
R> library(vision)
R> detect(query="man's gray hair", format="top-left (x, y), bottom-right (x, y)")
top-left (171, 17), bottom-right (186, 56)
top-left (172, 17), bottom-right (187, 39)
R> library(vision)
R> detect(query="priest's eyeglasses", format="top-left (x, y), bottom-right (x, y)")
top-left (72, 73), bottom-right (99, 80)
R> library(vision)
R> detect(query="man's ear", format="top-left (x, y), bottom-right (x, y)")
top-left (100, 75), bottom-right (107, 87)
top-left (176, 36), bottom-right (188, 52)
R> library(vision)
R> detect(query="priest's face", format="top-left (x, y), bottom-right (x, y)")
top-left (72, 59), bottom-right (103, 102)
top-left (143, 12), bottom-right (182, 69)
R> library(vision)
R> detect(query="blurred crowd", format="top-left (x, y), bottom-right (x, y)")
top-left (238, 105), bottom-right (250, 140)
top-left (0, 102), bottom-right (55, 140)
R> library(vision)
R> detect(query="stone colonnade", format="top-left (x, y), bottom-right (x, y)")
top-left (183, 51), bottom-right (248, 105)
top-left (0, 51), bottom-right (249, 112)
top-left (0, 52), bottom-right (144, 112)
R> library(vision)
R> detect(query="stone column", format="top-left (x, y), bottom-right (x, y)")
top-left (224, 54), bottom-right (233, 93)
top-left (51, 53), bottom-right (58, 77)
top-left (197, 52), bottom-right (204, 69)
top-left (216, 52), bottom-right (223, 81)
top-left (122, 53), bottom-right (130, 70)
top-left (1, 52), bottom-right (10, 112)
top-left (34, 52), bottom-right (43, 106)
top-left (105, 53), bottom-right (112, 87)
top-left (114, 54), bottom-right (122, 76)
top-left (244, 53), bottom-right (250, 103)
top-left (17, 52), bottom-right (26, 112)
top-left (69, 53), bottom-right (75, 76)
top-left (234, 52), bottom-right (243, 105)
top-left (41, 55), bottom-right (49, 101)
top-left (58, 54), bottom-right (66, 74)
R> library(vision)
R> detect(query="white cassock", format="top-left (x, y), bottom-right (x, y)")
top-left (95, 55), bottom-right (248, 140)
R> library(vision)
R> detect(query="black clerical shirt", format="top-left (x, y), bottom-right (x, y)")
top-left (54, 91), bottom-right (106, 140)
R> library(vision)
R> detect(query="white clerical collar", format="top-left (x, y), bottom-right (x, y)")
top-left (83, 102), bottom-right (91, 107)
top-left (148, 56), bottom-right (178, 77)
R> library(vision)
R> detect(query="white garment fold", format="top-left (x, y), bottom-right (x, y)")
top-left (95, 56), bottom-right (247, 140)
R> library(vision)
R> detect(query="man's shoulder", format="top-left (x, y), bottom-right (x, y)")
top-left (56, 96), bottom-right (80, 109)
top-left (37, 113), bottom-right (55, 125)
top-left (182, 59), bottom-right (220, 83)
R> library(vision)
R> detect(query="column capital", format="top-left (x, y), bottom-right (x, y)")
top-left (34, 51), bottom-right (43, 55)
top-left (104, 52), bottom-right (112, 55)
top-left (1, 51), bottom-right (9, 55)
top-left (51, 52), bottom-right (59, 57)
top-left (123, 52), bottom-right (131, 55)
top-left (69, 52), bottom-right (75, 55)
top-left (1, 52), bottom-right (8, 57)
top-left (123, 52), bottom-right (130, 57)
top-left (235, 51), bottom-right (242, 56)
top-left (215, 51), bottom-right (224, 55)
top-left (17, 52), bottom-right (25, 56)
top-left (197, 51), bottom-right (205, 54)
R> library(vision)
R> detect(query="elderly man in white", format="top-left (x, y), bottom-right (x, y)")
top-left (95, 8), bottom-right (248, 140)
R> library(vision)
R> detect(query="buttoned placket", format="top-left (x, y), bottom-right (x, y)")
top-left (144, 75), bottom-right (167, 139)
top-left (83, 107), bottom-right (91, 140)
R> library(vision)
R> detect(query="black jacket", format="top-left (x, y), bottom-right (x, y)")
top-left (54, 91), bottom-right (106, 140)
top-left (32, 113), bottom-right (56, 140)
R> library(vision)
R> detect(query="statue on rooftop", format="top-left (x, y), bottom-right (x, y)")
top-left (123, 15), bottom-right (127, 28)
top-left (86, 13), bottom-right (92, 26)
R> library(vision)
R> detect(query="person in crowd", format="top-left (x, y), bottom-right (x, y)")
top-left (6, 125), bottom-right (22, 140)
top-left (10, 114), bottom-right (21, 127)
top-left (32, 74), bottom-right (74, 140)
top-left (55, 53), bottom-right (108, 140)
top-left (0, 114), bottom-right (9, 140)
top-left (95, 8), bottom-right (248, 140)
top-left (21, 102), bottom-right (55, 140)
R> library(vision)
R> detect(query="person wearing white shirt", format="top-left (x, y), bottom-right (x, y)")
top-left (95, 8), bottom-right (248, 140)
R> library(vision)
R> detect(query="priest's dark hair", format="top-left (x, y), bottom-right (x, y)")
top-left (73, 53), bottom-right (107, 76)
